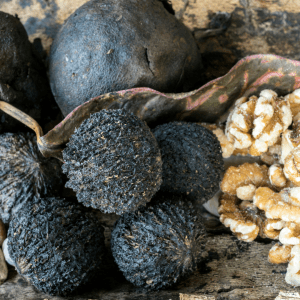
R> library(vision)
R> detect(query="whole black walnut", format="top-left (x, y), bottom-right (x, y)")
top-left (111, 192), bottom-right (206, 290)
top-left (0, 132), bottom-right (63, 224)
top-left (153, 122), bottom-right (224, 203)
top-left (62, 109), bottom-right (162, 214)
top-left (49, 0), bottom-right (203, 116)
top-left (0, 12), bottom-right (59, 133)
top-left (7, 197), bottom-right (106, 296)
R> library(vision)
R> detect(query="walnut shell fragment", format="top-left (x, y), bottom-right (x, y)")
top-left (225, 90), bottom-right (292, 156)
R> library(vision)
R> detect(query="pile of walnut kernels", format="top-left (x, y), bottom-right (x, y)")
top-left (206, 89), bottom-right (300, 286)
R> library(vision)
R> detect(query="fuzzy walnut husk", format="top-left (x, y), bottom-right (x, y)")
top-left (62, 109), bottom-right (162, 215)
top-left (0, 133), bottom-right (63, 224)
top-left (153, 122), bottom-right (224, 204)
top-left (111, 192), bottom-right (206, 290)
top-left (7, 197), bottom-right (106, 296)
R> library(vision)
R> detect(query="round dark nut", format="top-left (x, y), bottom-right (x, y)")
top-left (7, 197), bottom-right (106, 296)
top-left (111, 192), bottom-right (206, 290)
top-left (62, 109), bottom-right (162, 214)
top-left (153, 121), bottom-right (224, 203)
top-left (49, 0), bottom-right (203, 116)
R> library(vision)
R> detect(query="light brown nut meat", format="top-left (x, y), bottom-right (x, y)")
top-left (284, 145), bottom-right (300, 186)
top-left (254, 187), bottom-right (300, 224)
top-left (261, 218), bottom-right (285, 240)
top-left (269, 164), bottom-right (287, 189)
top-left (219, 194), bottom-right (260, 242)
top-left (225, 90), bottom-right (292, 156)
top-left (250, 90), bottom-right (292, 156)
top-left (279, 222), bottom-right (300, 245)
top-left (285, 88), bottom-right (300, 122)
top-left (261, 141), bottom-right (282, 165)
top-left (285, 245), bottom-right (300, 286)
top-left (225, 96), bottom-right (255, 150)
top-left (221, 162), bottom-right (269, 200)
top-left (268, 243), bottom-right (292, 264)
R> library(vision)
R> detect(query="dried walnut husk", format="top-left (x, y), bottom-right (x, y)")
top-left (0, 132), bottom-right (63, 224)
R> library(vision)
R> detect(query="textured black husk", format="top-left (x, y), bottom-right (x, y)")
top-left (7, 197), bottom-right (106, 296)
top-left (0, 132), bottom-right (63, 224)
top-left (111, 192), bottom-right (207, 290)
top-left (62, 109), bottom-right (162, 215)
top-left (0, 12), bottom-right (60, 134)
top-left (153, 122), bottom-right (224, 204)
top-left (49, 0), bottom-right (203, 116)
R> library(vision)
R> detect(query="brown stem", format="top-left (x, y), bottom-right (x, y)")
top-left (0, 101), bottom-right (43, 142)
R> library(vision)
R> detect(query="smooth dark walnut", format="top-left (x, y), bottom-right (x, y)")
top-left (111, 192), bottom-right (207, 290)
top-left (62, 109), bottom-right (162, 214)
top-left (153, 122), bottom-right (224, 204)
top-left (49, 0), bottom-right (203, 116)
top-left (7, 197), bottom-right (106, 296)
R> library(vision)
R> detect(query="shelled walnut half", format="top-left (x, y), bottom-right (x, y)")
top-left (225, 90), bottom-right (292, 156)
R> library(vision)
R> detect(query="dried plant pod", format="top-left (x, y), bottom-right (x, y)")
top-left (225, 90), bottom-right (292, 156)
top-left (269, 243), bottom-right (292, 264)
top-left (0, 132), bottom-right (63, 224)
top-left (284, 145), bottom-right (300, 186)
top-left (220, 162), bottom-right (269, 200)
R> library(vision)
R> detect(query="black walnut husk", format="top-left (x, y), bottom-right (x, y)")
top-left (62, 109), bottom-right (162, 215)
top-left (49, 0), bottom-right (203, 116)
top-left (111, 192), bottom-right (206, 290)
top-left (153, 122), bottom-right (224, 204)
top-left (0, 132), bottom-right (63, 224)
top-left (0, 12), bottom-right (59, 134)
top-left (7, 197), bottom-right (106, 296)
